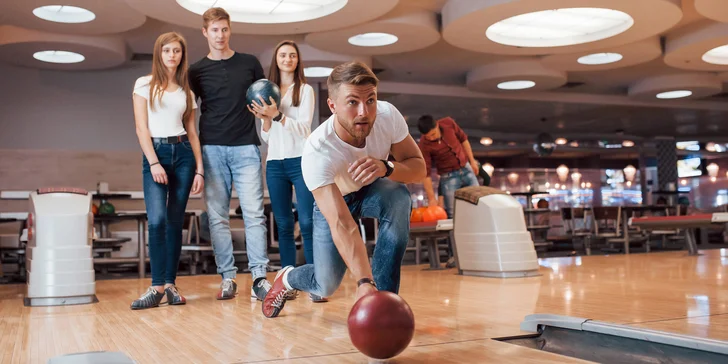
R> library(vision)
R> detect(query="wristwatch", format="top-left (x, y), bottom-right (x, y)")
top-left (272, 111), bottom-right (283, 122)
top-left (381, 159), bottom-right (394, 177)
top-left (357, 277), bottom-right (377, 288)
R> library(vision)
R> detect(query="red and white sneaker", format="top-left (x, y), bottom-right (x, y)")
top-left (262, 266), bottom-right (295, 318)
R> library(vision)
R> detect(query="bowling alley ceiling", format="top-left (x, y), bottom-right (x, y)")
top-left (1, 0), bottom-right (728, 140)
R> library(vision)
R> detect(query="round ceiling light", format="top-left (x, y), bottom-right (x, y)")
top-left (32, 50), bottom-right (85, 64)
top-left (176, 0), bottom-right (347, 24)
top-left (32, 5), bottom-right (96, 23)
top-left (656, 90), bottom-right (692, 99)
top-left (486, 8), bottom-right (634, 48)
top-left (304, 66), bottom-right (333, 78)
top-left (578, 52), bottom-right (624, 65)
top-left (702, 44), bottom-right (728, 65)
top-left (497, 80), bottom-right (536, 90)
top-left (348, 32), bottom-right (398, 47)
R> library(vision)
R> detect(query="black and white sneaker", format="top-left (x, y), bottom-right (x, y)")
top-left (251, 278), bottom-right (272, 301)
top-left (217, 279), bottom-right (237, 300)
top-left (309, 293), bottom-right (328, 303)
top-left (131, 287), bottom-right (165, 310)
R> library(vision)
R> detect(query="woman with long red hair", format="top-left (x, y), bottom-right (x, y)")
top-left (130, 32), bottom-right (204, 309)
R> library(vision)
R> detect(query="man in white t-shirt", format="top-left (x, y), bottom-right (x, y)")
top-left (262, 61), bottom-right (427, 318)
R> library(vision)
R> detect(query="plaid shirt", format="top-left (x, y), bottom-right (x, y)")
top-left (418, 117), bottom-right (469, 176)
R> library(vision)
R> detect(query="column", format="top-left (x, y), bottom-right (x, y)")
top-left (585, 155), bottom-right (602, 207)
top-left (312, 81), bottom-right (322, 131)
top-left (655, 136), bottom-right (678, 204)
top-left (638, 147), bottom-right (648, 205)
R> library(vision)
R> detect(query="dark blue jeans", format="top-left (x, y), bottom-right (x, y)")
top-left (266, 157), bottom-right (314, 267)
top-left (286, 178), bottom-right (412, 297)
top-left (142, 140), bottom-right (196, 286)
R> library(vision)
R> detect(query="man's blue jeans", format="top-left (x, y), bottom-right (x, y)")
top-left (286, 178), bottom-right (412, 297)
top-left (142, 140), bottom-right (196, 286)
top-left (438, 166), bottom-right (479, 219)
top-left (202, 144), bottom-right (269, 281)
top-left (266, 157), bottom-right (314, 268)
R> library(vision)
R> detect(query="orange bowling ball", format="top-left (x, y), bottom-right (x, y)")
top-left (422, 205), bottom-right (446, 221)
top-left (431, 205), bottom-right (447, 220)
top-left (410, 208), bottom-right (423, 223)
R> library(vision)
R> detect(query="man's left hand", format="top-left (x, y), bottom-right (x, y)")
top-left (348, 157), bottom-right (386, 184)
top-left (470, 160), bottom-right (480, 176)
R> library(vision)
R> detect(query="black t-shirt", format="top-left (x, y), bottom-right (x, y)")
top-left (189, 52), bottom-right (265, 146)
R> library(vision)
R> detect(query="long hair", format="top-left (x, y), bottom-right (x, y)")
top-left (268, 40), bottom-right (306, 107)
top-left (149, 32), bottom-right (193, 123)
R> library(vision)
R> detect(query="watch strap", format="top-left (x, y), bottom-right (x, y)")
top-left (381, 160), bottom-right (394, 177)
top-left (273, 111), bottom-right (283, 122)
top-left (357, 277), bottom-right (376, 288)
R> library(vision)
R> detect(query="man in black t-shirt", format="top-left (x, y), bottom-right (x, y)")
top-left (189, 7), bottom-right (271, 301)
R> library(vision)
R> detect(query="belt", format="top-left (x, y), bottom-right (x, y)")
top-left (152, 135), bottom-right (188, 144)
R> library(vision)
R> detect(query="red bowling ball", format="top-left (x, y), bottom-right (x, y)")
top-left (347, 291), bottom-right (415, 359)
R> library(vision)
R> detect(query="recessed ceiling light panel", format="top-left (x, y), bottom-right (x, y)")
top-left (578, 52), bottom-right (623, 65)
top-left (176, 0), bottom-right (348, 24)
top-left (304, 66), bottom-right (333, 77)
top-left (486, 8), bottom-right (634, 48)
top-left (702, 44), bottom-right (728, 65)
top-left (656, 90), bottom-right (692, 99)
top-left (33, 5), bottom-right (96, 23)
top-left (32, 50), bottom-right (85, 64)
top-left (497, 80), bottom-right (536, 90)
top-left (347, 32), bottom-right (398, 47)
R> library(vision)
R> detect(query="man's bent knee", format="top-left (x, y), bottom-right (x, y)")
top-left (381, 182), bottom-right (412, 216)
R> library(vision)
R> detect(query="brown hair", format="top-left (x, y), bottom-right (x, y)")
top-left (149, 32), bottom-right (193, 123)
top-left (327, 61), bottom-right (378, 97)
top-left (203, 7), bottom-right (230, 29)
top-left (268, 40), bottom-right (306, 107)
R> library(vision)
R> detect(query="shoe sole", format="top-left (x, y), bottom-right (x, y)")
top-left (130, 304), bottom-right (159, 310)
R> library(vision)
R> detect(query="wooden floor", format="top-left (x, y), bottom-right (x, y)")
top-left (2, 249), bottom-right (728, 363)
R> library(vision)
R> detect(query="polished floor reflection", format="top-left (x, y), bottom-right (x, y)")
top-left (2, 249), bottom-right (727, 363)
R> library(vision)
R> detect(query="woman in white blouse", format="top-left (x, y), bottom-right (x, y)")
top-left (248, 40), bottom-right (326, 302)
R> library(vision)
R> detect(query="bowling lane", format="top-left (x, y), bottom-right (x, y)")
top-left (4, 250), bottom-right (728, 363)
top-left (251, 338), bottom-right (592, 363)
top-left (626, 314), bottom-right (728, 342)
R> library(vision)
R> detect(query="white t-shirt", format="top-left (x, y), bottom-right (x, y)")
top-left (301, 100), bottom-right (410, 195)
top-left (260, 83), bottom-right (315, 161)
top-left (132, 75), bottom-right (197, 138)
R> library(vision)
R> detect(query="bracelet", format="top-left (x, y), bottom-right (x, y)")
top-left (149, 162), bottom-right (160, 167)
top-left (195, 172), bottom-right (204, 178)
